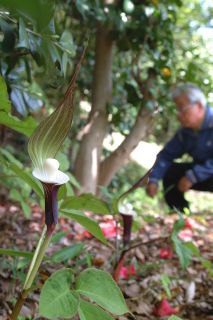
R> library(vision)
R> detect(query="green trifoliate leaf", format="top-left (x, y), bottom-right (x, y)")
top-left (75, 268), bottom-right (130, 315)
top-left (39, 268), bottom-right (79, 319)
top-left (28, 49), bottom-right (85, 169)
top-left (78, 299), bottom-right (114, 320)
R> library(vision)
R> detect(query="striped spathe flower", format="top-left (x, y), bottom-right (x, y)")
top-left (28, 48), bottom-right (85, 171)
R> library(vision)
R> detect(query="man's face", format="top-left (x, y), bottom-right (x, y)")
top-left (174, 95), bottom-right (203, 129)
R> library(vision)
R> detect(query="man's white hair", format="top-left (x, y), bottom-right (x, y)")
top-left (172, 83), bottom-right (207, 107)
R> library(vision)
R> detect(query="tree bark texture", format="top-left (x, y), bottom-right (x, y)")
top-left (98, 107), bottom-right (153, 189)
top-left (98, 70), bottom-right (156, 190)
top-left (74, 24), bottom-right (114, 194)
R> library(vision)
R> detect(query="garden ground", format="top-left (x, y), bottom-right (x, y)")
top-left (0, 191), bottom-right (213, 320)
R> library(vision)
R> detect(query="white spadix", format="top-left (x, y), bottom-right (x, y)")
top-left (33, 158), bottom-right (69, 185)
top-left (43, 158), bottom-right (59, 179)
top-left (118, 203), bottom-right (136, 217)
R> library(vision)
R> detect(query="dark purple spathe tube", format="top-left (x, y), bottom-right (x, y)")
top-left (119, 203), bottom-right (136, 247)
top-left (42, 182), bottom-right (61, 232)
top-left (32, 158), bottom-right (69, 232)
top-left (120, 212), bottom-right (134, 247)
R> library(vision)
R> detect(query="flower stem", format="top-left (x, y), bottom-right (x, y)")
top-left (10, 225), bottom-right (53, 319)
top-left (10, 289), bottom-right (29, 320)
top-left (23, 225), bottom-right (52, 290)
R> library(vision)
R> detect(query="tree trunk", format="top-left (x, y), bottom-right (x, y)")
top-left (98, 70), bottom-right (156, 190)
top-left (98, 107), bottom-right (153, 189)
top-left (74, 24), bottom-right (114, 194)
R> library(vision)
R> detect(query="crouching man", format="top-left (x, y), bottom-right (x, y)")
top-left (146, 83), bottom-right (213, 212)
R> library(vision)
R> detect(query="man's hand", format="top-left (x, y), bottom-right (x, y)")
top-left (146, 182), bottom-right (158, 197)
top-left (178, 176), bottom-right (192, 192)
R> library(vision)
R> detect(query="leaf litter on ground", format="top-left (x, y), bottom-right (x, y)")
top-left (0, 200), bottom-right (213, 319)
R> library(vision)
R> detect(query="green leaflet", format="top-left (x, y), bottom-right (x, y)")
top-left (28, 48), bottom-right (85, 169)
top-left (0, 111), bottom-right (36, 137)
top-left (39, 268), bottom-right (79, 319)
top-left (75, 268), bottom-right (130, 315)
top-left (161, 273), bottom-right (171, 299)
top-left (78, 299), bottom-right (114, 320)
top-left (60, 193), bottom-right (110, 214)
top-left (0, 75), bottom-right (11, 112)
top-left (61, 209), bottom-right (107, 244)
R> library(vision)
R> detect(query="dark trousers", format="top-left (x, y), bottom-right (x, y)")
top-left (163, 162), bottom-right (213, 212)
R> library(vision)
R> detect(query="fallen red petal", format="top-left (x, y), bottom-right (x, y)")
top-left (129, 264), bottom-right (136, 275)
top-left (100, 220), bottom-right (120, 238)
top-left (185, 218), bottom-right (193, 229)
top-left (178, 229), bottom-right (193, 242)
top-left (160, 248), bottom-right (173, 259)
top-left (153, 298), bottom-right (177, 316)
top-left (119, 266), bottom-right (129, 279)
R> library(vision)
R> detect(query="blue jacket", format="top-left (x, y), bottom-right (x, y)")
top-left (149, 106), bottom-right (213, 184)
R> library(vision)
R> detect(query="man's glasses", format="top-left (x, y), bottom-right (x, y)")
top-left (176, 103), bottom-right (196, 114)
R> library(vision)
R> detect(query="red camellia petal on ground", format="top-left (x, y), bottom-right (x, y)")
top-left (129, 264), bottom-right (136, 276)
top-left (119, 266), bottom-right (129, 279)
top-left (119, 264), bottom-right (136, 279)
top-left (100, 220), bottom-right (120, 238)
top-left (178, 229), bottom-right (193, 242)
top-left (160, 248), bottom-right (173, 259)
top-left (153, 298), bottom-right (177, 316)
top-left (82, 230), bottom-right (92, 238)
top-left (185, 218), bottom-right (193, 229)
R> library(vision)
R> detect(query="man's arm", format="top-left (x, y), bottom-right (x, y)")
top-left (148, 130), bottom-right (185, 183)
top-left (146, 130), bottom-right (185, 197)
top-left (186, 159), bottom-right (213, 184)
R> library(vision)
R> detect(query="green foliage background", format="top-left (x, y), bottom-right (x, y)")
top-left (0, 0), bottom-right (213, 210)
